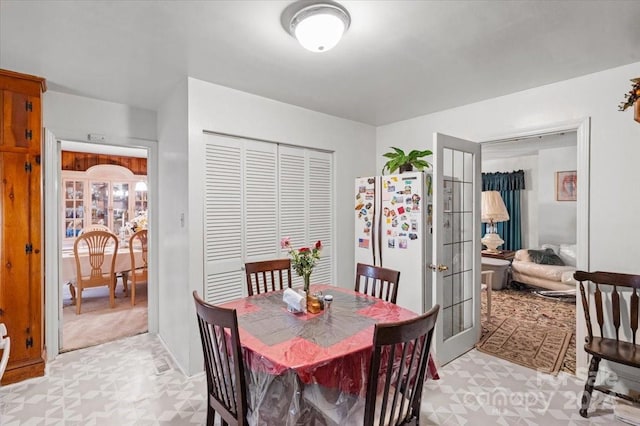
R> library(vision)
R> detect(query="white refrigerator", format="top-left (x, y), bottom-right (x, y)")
top-left (354, 172), bottom-right (433, 314)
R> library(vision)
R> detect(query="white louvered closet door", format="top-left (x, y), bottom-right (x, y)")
top-left (279, 146), bottom-right (334, 288)
top-left (204, 135), bottom-right (244, 303)
top-left (244, 140), bottom-right (278, 264)
top-left (307, 150), bottom-right (333, 285)
top-left (204, 135), bottom-right (333, 302)
top-left (279, 146), bottom-right (307, 289)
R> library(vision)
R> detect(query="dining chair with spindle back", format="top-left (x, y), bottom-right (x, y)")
top-left (193, 291), bottom-right (249, 426)
top-left (365, 304), bottom-right (440, 425)
top-left (72, 230), bottom-right (118, 314)
top-left (355, 263), bottom-right (401, 304)
top-left (245, 258), bottom-right (292, 296)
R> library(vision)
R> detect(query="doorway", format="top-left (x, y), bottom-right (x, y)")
top-left (43, 132), bottom-right (159, 360)
top-left (477, 118), bottom-right (590, 375)
top-left (59, 141), bottom-right (149, 352)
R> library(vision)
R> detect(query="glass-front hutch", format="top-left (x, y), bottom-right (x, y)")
top-left (62, 165), bottom-right (147, 243)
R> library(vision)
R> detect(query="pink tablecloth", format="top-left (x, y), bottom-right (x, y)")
top-left (220, 285), bottom-right (438, 425)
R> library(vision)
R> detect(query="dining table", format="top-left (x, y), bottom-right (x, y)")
top-left (219, 284), bottom-right (439, 425)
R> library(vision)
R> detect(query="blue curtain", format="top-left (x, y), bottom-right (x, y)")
top-left (481, 170), bottom-right (525, 250)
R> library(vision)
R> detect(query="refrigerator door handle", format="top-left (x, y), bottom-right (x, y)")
top-left (428, 263), bottom-right (449, 272)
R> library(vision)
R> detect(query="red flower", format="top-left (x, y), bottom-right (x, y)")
top-left (299, 247), bottom-right (309, 253)
top-left (315, 240), bottom-right (322, 250)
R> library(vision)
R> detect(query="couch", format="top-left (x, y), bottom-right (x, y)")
top-left (510, 244), bottom-right (577, 292)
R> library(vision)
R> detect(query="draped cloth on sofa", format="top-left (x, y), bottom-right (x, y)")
top-left (482, 170), bottom-right (525, 250)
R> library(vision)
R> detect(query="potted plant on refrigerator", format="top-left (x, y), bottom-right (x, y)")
top-left (381, 147), bottom-right (432, 174)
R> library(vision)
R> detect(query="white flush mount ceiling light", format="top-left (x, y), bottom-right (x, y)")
top-left (281, 1), bottom-right (351, 53)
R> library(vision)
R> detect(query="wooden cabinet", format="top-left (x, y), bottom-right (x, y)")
top-left (62, 165), bottom-right (147, 243)
top-left (0, 69), bottom-right (46, 385)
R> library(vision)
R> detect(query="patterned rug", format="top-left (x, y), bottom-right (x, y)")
top-left (479, 288), bottom-right (576, 375)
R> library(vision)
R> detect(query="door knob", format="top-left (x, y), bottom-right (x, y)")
top-left (428, 264), bottom-right (449, 272)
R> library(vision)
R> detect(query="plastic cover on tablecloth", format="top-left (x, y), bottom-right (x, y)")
top-left (220, 285), bottom-right (439, 425)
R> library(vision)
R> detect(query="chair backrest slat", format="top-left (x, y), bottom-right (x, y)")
top-left (574, 271), bottom-right (640, 343)
top-left (612, 285), bottom-right (621, 341)
top-left (245, 259), bottom-right (292, 296)
top-left (193, 291), bottom-right (248, 425)
top-left (355, 263), bottom-right (401, 304)
top-left (594, 284), bottom-right (604, 336)
top-left (632, 289), bottom-right (639, 345)
top-left (364, 304), bottom-right (439, 426)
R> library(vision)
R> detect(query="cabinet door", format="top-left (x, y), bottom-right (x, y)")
top-left (90, 181), bottom-right (109, 226)
top-left (63, 179), bottom-right (85, 238)
top-left (0, 151), bottom-right (40, 364)
top-left (111, 182), bottom-right (129, 235)
top-left (1, 91), bottom-right (41, 151)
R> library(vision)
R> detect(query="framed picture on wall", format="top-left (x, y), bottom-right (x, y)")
top-left (556, 170), bottom-right (577, 201)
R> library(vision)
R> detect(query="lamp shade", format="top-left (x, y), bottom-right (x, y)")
top-left (481, 191), bottom-right (509, 223)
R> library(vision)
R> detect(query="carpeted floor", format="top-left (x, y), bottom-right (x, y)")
top-left (480, 288), bottom-right (576, 374)
top-left (62, 280), bottom-right (148, 352)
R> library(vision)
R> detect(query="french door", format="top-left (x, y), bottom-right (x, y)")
top-left (431, 133), bottom-right (481, 364)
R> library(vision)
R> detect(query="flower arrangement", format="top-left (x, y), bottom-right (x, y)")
top-left (618, 78), bottom-right (640, 111)
top-left (125, 211), bottom-right (148, 234)
top-left (280, 237), bottom-right (322, 293)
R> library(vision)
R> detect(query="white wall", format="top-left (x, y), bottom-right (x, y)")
top-left (482, 155), bottom-right (538, 248)
top-left (538, 146), bottom-right (577, 245)
top-left (156, 80), bottom-right (190, 371)
top-left (377, 61), bottom-right (640, 384)
top-left (155, 77), bottom-right (376, 375)
top-left (377, 61), bottom-right (640, 274)
top-left (43, 91), bottom-right (156, 142)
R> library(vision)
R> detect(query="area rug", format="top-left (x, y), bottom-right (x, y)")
top-left (476, 317), bottom-right (571, 375)
top-left (62, 282), bottom-right (148, 352)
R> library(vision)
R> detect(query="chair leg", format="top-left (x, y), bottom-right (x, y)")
top-left (76, 287), bottom-right (82, 315)
top-left (110, 280), bottom-right (116, 309)
top-left (580, 356), bottom-right (601, 418)
top-left (122, 272), bottom-right (129, 295)
top-left (206, 405), bottom-right (215, 426)
top-left (131, 279), bottom-right (136, 306)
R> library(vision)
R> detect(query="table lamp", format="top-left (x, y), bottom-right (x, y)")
top-left (481, 191), bottom-right (510, 254)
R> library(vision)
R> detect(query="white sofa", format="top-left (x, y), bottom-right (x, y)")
top-left (511, 244), bottom-right (577, 292)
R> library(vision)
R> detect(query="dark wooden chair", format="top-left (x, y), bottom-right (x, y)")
top-left (574, 271), bottom-right (640, 417)
top-left (355, 263), bottom-right (401, 304)
top-left (193, 291), bottom-right (248, 426)
top-left (365, 304), bottom-right (440, 425)
top-left (244, 258), bottom-right (292, 296)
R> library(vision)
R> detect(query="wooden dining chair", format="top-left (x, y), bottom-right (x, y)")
top-left (355, 263), bottom-right (401, 304)
top-left (72, 230), bottom-right (118, 314)
top-left (365, 304), bottom-right (440, 426)
top-left (125, 229), bottom-right (148, 306)
top-left (193, 291), bottom-right (249, 426)
top-left (79, 223), bottom-right (111, 235)
top-left (574, 271), bottom-right (640, 417)
top-left (245, 258), bottom-right (292, 296)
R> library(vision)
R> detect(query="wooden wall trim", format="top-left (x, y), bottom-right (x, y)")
top-left (61, 151), bottom-right (147, 175)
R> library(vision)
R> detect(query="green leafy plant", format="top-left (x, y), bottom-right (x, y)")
top-left (381, 147), bottom-right (432, 175)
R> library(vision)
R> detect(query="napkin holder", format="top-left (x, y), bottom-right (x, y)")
top-left (283, 288), bottom-right (305, 314)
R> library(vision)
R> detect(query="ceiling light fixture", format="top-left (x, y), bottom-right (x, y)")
top-left (281, 1), bottom-right (351, 53)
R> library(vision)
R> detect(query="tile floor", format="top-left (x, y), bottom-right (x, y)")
top-left (0, 333), bottom-right (620, 425)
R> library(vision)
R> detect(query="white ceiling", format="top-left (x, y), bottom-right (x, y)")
top-left (1, 1), bottom-right (639, 126)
